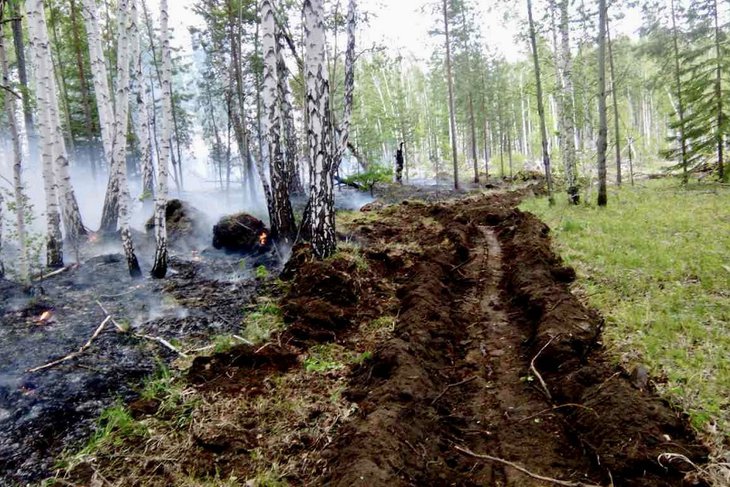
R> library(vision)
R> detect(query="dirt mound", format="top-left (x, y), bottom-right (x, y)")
top-left (144, 199), bottom-right (210, 248)
top-left (212, 213), bottom-right (269, 253)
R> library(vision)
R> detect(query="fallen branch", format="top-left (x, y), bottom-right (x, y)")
top-left (136, 334), bottom-right (188, 357)
top-left (28, 316), bottom-right (111, 373)
top-left (431, 375), bottom-right (477, 405)
top-left (530, 335), bottom-right (557, 400)
top-left (454, 445), bottom-right (603, 487)
top-left (33, 264), bottom-right (75, 281)
top-left (96, 300), bottom-right (125, 332)
top-left (233, 334), bottom-right (254, 345)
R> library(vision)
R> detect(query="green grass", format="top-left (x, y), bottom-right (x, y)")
top-left (242, 299), bottom-right (285, 343)
top-left (521, 179), bottom-right (730, 439)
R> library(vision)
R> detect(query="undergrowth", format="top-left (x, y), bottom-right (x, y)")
top-left (521, 179), bottom-right (730, 447)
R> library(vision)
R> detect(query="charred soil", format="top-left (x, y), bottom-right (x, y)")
top-left (53, 186), bottom-right (709, 487)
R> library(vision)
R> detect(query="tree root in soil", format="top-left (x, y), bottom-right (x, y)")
top-left (454, 445), bottom-right (604, 487)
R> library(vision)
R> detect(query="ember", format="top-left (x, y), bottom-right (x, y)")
top-left (87, 233), bottom-right (100, 244)
top-left (259, 232), bottom-right (268, 246)
top-left (36, 311), bottom-right (54, 324)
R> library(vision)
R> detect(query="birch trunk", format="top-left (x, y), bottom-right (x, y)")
top-left (527, 0), bottom-right (555, 204)
top-left (304, 0), bottom-right (336, 258)
top-left (443, 0), bottom-right (459, 189)
top-left (112, 0), bottom-right (142, 277)
top-left (276, 33), bottom-right (303, 194)
top-left (670, 0), bottom-right (688, 184)
top-left (26, 0), bottom-right (64, 267)
top-left (337, 0), bottom-right (357, 166)
top-left (35, 0), bottom-right (88, 243)
top-left (84, 0), bottom-right (120, 232)
top-left (0, 23), bottom-right (30, 282)
top-left (597, 0), bottom-right (608, 206)
top-left (261, 0), bottom-right (296, 244)
top-left (130, 1), bottom-right (154, 207)
top-left (607, 17), bottom-right (622, 186)
top-left (712, 0), bottom-right (725, 181)
top-left (559, 0), bottom-right (578, 203)
top-left (151, 0), bottom-right (174, 278)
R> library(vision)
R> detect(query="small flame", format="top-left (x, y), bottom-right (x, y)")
top-left (36, 311), bottom-right (53, 324)
top-left (88, 233), bottom-right (100, 244)
top-left (259, 232), bottom-right (268, 246)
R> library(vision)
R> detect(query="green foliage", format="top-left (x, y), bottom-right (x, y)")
top-left (242, 300), bottom-right (284, 344)
top-left (343, 164), bottom-right (392, 196)
top-left (76, 403), bottom-right (147, 459)
top-left (255, 265), bottom-right (270, 280)
top-left (303, 344), bottom-right (373, 373)
top-left (521, 180), bottom-right (730, 439)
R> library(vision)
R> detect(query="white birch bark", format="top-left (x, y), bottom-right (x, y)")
top-left (337, 0), bottom-right (356, 164)
top-left (82, 0), bottom-right (114, 167)
top-left (151, 0), bottom-right (173, 278)
top-left (559, 0), bottom-right (579, 203)
top-left (304, 0), bottom-right (336, 258)
top-left (130, 0), bottom-right (154, 205)
top-left (26, 0), bottom-right (64, 267)
top-left (261, 0), bottom-right (296, 243)
top-left (0, 23), bottom-right (29, 281)
top-left (112, 0), bottom-right (142, 277)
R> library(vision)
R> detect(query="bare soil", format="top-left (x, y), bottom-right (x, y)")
top-left (52, 185), bottom-right (709, 486)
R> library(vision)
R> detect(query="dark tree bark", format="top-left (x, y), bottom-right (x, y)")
top-left (597, 0), bottom-right (608, 206)
top-left (443, 0), bottom-right (459, 190)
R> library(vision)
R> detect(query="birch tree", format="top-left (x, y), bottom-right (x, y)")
top-left (303, 0), bottom-right (335, 258)
top-left (86, 0), bottom-right (123, 234)
top-left (151, 0), bottom-right (173, 278)
top-left (443, 0), bottom-right (459, 189)
top-left (557, 0), bottom-right (578, 203)
top-left (26, 0), bottom-right (64, 267)
top-left (0, 19), bottom-right (29, 281)
top-left (527, 0), bottom-right (555, 204)
top-left (597, 0), bottom-right (609, 206)
top-left (112, 0), bottom-right (142, 277)
top-left (130, 0), bottom-right (154, 206)
top-left (261, 0), bottom-right (296, 244)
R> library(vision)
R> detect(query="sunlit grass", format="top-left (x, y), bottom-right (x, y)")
top-left (521, 179), bottom-right (730, 440)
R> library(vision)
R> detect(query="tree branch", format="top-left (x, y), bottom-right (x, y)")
top-left (0, 83), bottom-right (21, 100)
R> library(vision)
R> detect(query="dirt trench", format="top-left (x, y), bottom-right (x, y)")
top-left (56, 187), bottom-right (709, 487)
top-left (322, 191), bottom-right (707, 487)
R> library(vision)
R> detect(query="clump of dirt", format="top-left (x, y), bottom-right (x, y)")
top-left (212, 213), bottom-right (270, 253)
top-left (144, 199), bottom-right (210, 248)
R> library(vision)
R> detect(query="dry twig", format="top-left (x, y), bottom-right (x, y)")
top-left (455, 445), bottom-right (603, 487)
top-left (28, 316), bottom-right (111, 373)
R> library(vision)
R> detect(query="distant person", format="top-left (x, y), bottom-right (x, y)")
top-left (395, 142), bottom-right (404, 184)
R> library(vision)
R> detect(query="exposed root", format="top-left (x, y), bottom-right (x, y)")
top-left (530, 334), bottom-right (557, 400)
top-left (430, 375), bottom-right (477, 405)
top-left (454, 445), bottom-right (604, 487)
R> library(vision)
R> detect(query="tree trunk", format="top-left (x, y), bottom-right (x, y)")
top-left (304, 0), bottom-right (336, 258)
top-left (670, 0), bottom-right (688, 184)
top-left (559, 0), bottom-right (578, 203)
top-left (151, 0), bottom-right (174, 279)
top-left (112, 0), bottom-right (142, 278)
top-left (26, 0), bottom-right (64, 267)
top-left (712, 0), bottom-right (725, 181)
top-left (527, 0), bottom-right (555, 204)
top-left (443, 0), bottom-right (459, 190)
top-left (276, 33), bottom-right (304, 195)
top-left (597, 0), bottom-right (608, 206)
top-left (85, 0), bottom-right (120, 233)
top-left (261, 0), bottom-right (296, 245)
top-left (0, 21), bottom-right (29, 281)
top-left (130, 1), bottom-right (154, 208)
top-left (607, 16), bottom-right (622, 186)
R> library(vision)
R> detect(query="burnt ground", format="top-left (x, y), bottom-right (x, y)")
top-left (0, 236), bottom-right (278, 485)
top-left (47, 185), bottom-right (710, 487)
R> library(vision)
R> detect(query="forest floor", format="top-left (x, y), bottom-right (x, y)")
top-left (33, 181), bottom-right (716, 487)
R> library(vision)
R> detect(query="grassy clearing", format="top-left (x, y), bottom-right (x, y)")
top-left (521, 179), bottom-right (730, 444)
